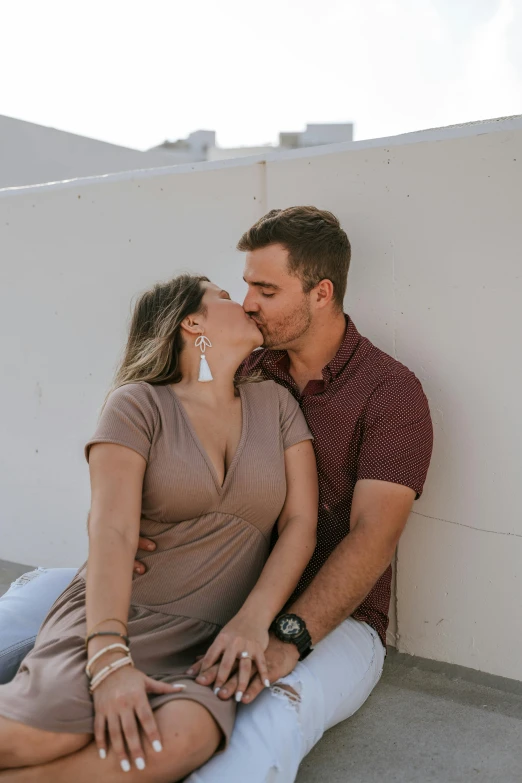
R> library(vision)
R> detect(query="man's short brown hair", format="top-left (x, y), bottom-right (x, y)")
top-left (237, 206), bottom-right (351, 309)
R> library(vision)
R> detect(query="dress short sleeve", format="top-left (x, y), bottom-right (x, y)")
top-left (357, 370), bottom-right (433, 498)
top-left (276, 384), bottom-right (314, 451)
top-left (85, 383), bottom-right (158, 463)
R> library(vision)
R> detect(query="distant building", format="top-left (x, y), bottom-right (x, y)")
top-left (152, 123), bottom-right (354, 163)
top-left (0, 115), bottom-right (179, 190)
top-left (150, 130), bottom-right (217, 164)
top-left (1, 115), bottom-right (354, 190)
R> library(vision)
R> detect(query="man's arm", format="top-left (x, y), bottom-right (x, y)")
top-left (290, 478), bottom-right (415, 645)
top-left (194, 478), bottom-right (415, 700)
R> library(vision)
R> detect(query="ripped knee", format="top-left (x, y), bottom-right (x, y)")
top-left (270, 683), bottom-right (301, 705)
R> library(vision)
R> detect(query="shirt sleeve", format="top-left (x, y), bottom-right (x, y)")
top-left (357, 370), bottom-right (433, 498)
top-left (85, 383), bottom-right (158, 463)
top-left (277, 385), bottom-right (314, 451)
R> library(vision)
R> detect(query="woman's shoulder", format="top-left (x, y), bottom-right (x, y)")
top-left (107, 381), bottom-right (157, 403)
top-left (241, 378), bottom-right (280, 398)
top-left (242, 379), bottom-right (296, 410)
top-left (105, 382), bottom-right (167, 420)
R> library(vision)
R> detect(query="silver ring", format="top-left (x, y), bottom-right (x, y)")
top-left (240, 651), bottom-right (251, 659)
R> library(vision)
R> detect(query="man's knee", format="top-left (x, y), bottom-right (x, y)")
top-left (272, 683), bottom-right (300, 703)
top-left (0, 716), bottom-right (89, 768)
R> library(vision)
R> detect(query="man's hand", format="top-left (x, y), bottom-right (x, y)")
top-left (133, 535), bottom-right (156, 574)
top-left (188, 633), bottom-right (300, 704)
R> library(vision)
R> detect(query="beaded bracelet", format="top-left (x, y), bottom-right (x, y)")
top-left (85, 631), bottom-right (130, 648)
top-left (89, 656), bottom-right (133, 693)
top-left (86, 643), bottom-right (130, 679)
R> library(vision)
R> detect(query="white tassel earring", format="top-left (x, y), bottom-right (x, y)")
top-left (195, 335), bottom-right (213, 382)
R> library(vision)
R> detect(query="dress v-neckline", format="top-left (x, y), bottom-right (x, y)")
top-left (167, 384), bottom-right (248, 494)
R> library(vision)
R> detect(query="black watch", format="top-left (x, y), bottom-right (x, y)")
top-left (271, 613), bottom-right (313, 661)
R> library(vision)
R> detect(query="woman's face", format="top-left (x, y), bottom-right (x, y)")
top-left (199, 282), bottom-right (263, 353)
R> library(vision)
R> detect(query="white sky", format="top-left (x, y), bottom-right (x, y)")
top-left (1, 0), bottom-right (521, 150)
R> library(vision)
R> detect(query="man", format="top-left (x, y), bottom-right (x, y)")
top-left (0, 206), bottom-right (432, 781)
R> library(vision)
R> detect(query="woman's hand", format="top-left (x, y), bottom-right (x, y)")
top-left (196, 615), bottom-right (270, 701)
top-left (92, 662), bottom-right (185, 771)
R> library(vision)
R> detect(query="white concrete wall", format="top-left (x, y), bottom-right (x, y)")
top-left (0, 160), bottom-right (264, 566)
top-left (1, 117), bottom-right (521, 680)
top-left (265, 118), bottom-right (522, 680)
top-left (207, 145), bottom-right (275, 161)
top-left (0, 115), bottom-right (179, 188)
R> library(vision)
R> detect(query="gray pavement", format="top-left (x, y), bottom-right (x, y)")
top-left (296, 650), bottom-right (522, 783)
top-left (2, 561), bottom-right (521, 782)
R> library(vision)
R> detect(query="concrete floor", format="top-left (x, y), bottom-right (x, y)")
top-left (2, 561), bottom-right (521, 782)
top-left (296, 650), bottom-right (522, 783)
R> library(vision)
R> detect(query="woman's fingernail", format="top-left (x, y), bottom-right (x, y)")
top-left (147, 543), bottom-right (155, 550)
top-left (235, 691), bottom-right (243, 702)
top-left (220, 688), bottom-right (227, 696)
top-left (172, 683), bottom-right (186, 689)
top-left (186, 668), bottom-right (194, 675)
top-left (121, 759), bottom-right (131, 772)
top-left (99, 748), bottom-right (106, 760)
top-left (135, 758), bottom-right (146, 770)
top-left (152, 740), bottom-right (163, 753)
top-left (199, 676), bottom-right (207, 683)
top-left (214, 687), bottom-right (221, 695)
top-left (134, 567), bottom-right (140, 573)
top-left (264, 679), bottom-right (271, 688)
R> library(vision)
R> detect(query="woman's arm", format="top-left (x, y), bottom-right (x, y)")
top-left (235, 438), bottom-right (318, 625)
top-left (197, 439), bottom-right (318, 695)
top-left (86, 443), bottom-right (183, 771)
top-left (85, 442), bottom-right (144, 651)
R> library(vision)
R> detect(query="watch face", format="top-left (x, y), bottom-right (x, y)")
top-left (277, 615), bottom-right (303, 637)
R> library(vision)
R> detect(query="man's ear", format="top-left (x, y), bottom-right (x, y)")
top-left (313, 279), bottom-right (335, 309)
top-left (180, 314), bottom-right (204, 339)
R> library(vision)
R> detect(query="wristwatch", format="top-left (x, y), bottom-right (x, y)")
top-left (271, 613), bottom-right (313, 660)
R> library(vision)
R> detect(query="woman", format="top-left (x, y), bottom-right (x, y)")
top-left (0, 275), bottom-right (318, 781)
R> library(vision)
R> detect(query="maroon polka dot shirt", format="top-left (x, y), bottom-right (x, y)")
top-left (239, 316), bottom-right (433, 647)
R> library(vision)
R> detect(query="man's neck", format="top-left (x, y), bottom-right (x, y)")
top-left (286, 311), bottom-right (347, 393)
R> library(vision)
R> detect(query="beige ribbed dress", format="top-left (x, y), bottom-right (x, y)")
top-left (0, 380), bottom-right (313, 745)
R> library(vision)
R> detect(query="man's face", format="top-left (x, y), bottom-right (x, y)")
top-left (242, 244), bottom-right (312, 349)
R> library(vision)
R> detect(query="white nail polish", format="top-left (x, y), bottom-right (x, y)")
top-left (235, 691), bottom-right (243, 702)
top-left (214, 686), bottom-right (221, 695)
top-left (172, 682), bottom-right (187, 689)
top-left (152, 740), bottom-right (163, 753)
top-left (120, 759), bottom-right (131, 772)
top-left (135, 757), bottom-right (146, 770)
top-left (99, 748), bottom-right (107, 760)
top-left (264, 679), bottom-right (271, 688)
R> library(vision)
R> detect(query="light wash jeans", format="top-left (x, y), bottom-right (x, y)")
top-left (0, 567), bottom-right (385, 781)
top-left (0, 567), bottom-right (77, 684)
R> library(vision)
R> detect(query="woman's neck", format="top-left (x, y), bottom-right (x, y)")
top-left (176, 353), bottom-right (244, 404)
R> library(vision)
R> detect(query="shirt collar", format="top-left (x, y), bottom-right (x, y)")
top-left (323, 315), bottom-right (360, 380)
top-left (261, 315), bottom-right (360, 390)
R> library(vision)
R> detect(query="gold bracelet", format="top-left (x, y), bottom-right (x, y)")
top-left (85, 631), bottom-right (130, 649)
top-left (87, 617), bottom-right (128, 636)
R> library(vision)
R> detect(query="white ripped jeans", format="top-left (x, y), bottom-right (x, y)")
top-left (187, 617), bottom-right (385, 783)
top-left (0, 569), bottom-right (385, 781)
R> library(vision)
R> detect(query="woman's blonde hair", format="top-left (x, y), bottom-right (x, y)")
top-left (112, 274), bottom-right (210, 391)
top-left (110, 273), bottom-right (261, 396)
